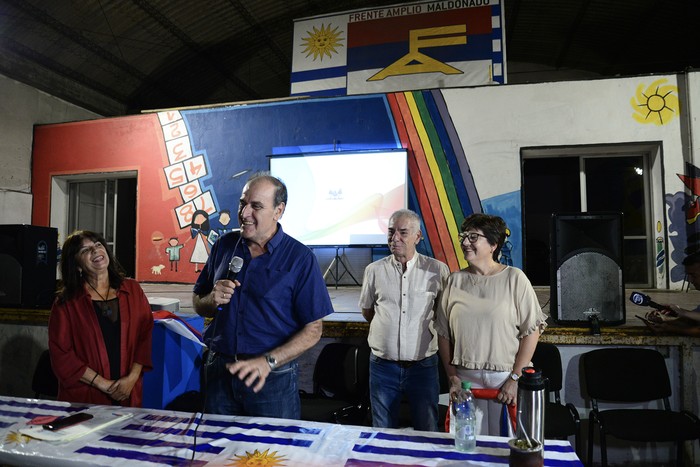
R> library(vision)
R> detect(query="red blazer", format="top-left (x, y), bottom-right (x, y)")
top-left (48, 279), bottom-right (153, 407)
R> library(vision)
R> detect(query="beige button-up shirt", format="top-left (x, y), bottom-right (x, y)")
top-left (359, 253), bottom-right (450, 361)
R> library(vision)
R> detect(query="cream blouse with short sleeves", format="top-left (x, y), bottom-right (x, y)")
top-left (435, 266), bottom-right (547, 372)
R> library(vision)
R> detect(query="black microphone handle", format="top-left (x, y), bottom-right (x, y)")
top-left (216, 272), bottom-right (238, 312)
top-left (647, 300), bottom-right (665, 310)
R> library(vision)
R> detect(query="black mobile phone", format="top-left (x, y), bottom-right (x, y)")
top-left (43, 412), bottom-right (93, 431)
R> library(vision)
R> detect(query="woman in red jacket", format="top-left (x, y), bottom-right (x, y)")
top-left (48, 230), bottom-right (153, 406)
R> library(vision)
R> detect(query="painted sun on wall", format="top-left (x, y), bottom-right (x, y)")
top-left (630, 78), bottom-right (679, 125)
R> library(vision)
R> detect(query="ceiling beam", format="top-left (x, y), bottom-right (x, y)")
top-left (3, 0), bottom-right (180, 107)
top-left (0, 44), bottom-right (125, 116)
top-left (133, 0), bottom-right (261, 100)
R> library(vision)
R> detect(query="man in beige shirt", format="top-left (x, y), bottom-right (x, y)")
top-left (359, 209), bottom-right (450, 431)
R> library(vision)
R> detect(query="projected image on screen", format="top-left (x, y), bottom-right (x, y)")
top-left (270, 151), bottom-right (407, 246)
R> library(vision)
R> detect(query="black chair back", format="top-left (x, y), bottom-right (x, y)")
top-left (313, 343), bottom-right (369, 401)
top-left (582, 347), bottom-right (700, 467)
top-left (583, 347), bottom-right (672, 403)
top-left (32, 349), bottom-right (58, 399)
top-left (300, 342), bottom-right (371, 425)
top-left (531, 342), bottom-right (563, 396)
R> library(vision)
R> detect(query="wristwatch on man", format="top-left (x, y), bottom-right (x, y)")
top-left (509, 372), bottom-right (520, 382)
top-left (265, 353), bottom-right (278, 370)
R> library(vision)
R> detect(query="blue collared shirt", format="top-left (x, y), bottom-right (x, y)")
top-left (193, 224), bottom-right (334, 357)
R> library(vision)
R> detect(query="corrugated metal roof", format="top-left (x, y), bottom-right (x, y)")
top-left (0, 0), bottom-right (697, 116)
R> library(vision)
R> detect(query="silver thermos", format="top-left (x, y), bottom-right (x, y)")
top-left (516, 366), bottom-right (545, 447)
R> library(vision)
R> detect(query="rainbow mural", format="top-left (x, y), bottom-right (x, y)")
top-left (388, 90), bottom-right (479, 271)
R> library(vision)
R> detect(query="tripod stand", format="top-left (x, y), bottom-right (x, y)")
top-left (323, 246), bottom-right (360, 289)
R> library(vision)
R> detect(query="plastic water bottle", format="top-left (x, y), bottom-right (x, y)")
top-left (453, 380), bottom-right (476, 452)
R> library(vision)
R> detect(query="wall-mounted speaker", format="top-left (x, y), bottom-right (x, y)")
top-left (550, 212), bottom-right (625, 326)
top-left (0, 225), bottom-right (58, 309)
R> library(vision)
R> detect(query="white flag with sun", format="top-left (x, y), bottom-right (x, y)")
top-left (291, 14), bottom-right (349, 96)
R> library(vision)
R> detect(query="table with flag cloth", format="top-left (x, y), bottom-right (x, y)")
top-left (0, 396), bottom-right (582, 466)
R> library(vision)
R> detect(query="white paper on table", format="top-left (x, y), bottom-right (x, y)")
top-left (19, 411), bottom-right (133, 442)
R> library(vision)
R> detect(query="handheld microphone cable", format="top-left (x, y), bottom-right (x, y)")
top-left (190, 238), bottom-right (243, 464)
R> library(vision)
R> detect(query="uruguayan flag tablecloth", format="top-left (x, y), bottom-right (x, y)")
top-left (0, 396), bottom-right (582, 466)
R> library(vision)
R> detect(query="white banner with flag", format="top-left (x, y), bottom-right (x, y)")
top-left (291, 13), bottom-right (349, 96)
top-left (291, 0), bottom-right (505, 97)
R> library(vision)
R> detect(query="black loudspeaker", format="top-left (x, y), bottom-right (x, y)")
top-left (550, 212), bottom-right (625, 326)
top-left (0, 225), bottom-right (58, 309)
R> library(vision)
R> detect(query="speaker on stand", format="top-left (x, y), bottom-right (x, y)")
top-left (0, 225), bottom-right (58, 309)
top-left (550, 212), bottom-right (625, 332)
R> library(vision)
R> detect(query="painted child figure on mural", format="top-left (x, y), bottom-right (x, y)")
top-left (216, 209), bottom-right (234, 237)
top-left (165, 237), bottom-right (184, 272)
top-left (189, 210), bottom-right (211, 273)
top-left (499, 227), bottom-right (513, 266)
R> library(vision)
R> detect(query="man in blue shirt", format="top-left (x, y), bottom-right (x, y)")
top-left (193, 173), bottom-right (334, 419)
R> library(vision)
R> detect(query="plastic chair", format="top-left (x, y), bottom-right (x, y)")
top-left (582, 347), bottom-right (700, 467)
top-left (531, 342), bottom-right (581, 456)
top-left (300, 343), bottom-right (370, 425)
top-left (31, 349), bottom-right (58, 399)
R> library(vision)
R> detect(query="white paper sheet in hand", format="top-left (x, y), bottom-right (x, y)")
top-left (19, 411), bottom-right (133, 442)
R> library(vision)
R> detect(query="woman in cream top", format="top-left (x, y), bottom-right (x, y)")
top-left (435, 213), bottom-right (547, 436)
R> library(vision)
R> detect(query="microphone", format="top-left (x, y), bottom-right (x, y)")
top-left (225, 255), bottom-right (244, 281)
top-left (629, 291), bottom-right (664, 310)
top-left (217, 256), bottom-right (244, 311)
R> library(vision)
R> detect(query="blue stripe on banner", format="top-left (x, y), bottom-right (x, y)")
top-left (359, 431), bottom-right (453, 446)
top-left (547, 460), bottom-right (585, 467)
top-left (199, 430), bottom-right (314, 447)
top-left (140, 413), bottom-right (193, 423)
top-left (76, 446), bottom-right (207, 467)
top-left (0, 407), bottom-right (76, 421)
top-left (492, 2), bottom-right (502, 30)
top-left (204, 418), bottom-right (323, 435)
top-left (122, 423), bottom-right (314, 447)
top-left (355, 432), bottom-right (583, 465)
top-left (347, 35), bottom-right (493, 72)
top-left (1, 399), bottom-right (83, 413)
top-left (122, 422), bottom-right (188, 435)
top-left (345, 459), bottom-right (431, 467)
top-left (290, 66), bottom-right (347, 82)
top-left (100, 435), bottom-right (225, 454)
top-left (352, 443), bottom-right (507, 463)
top-left (544, 444), bottom-right (579, 454)
top-left (477, 439), bottom-right (512, 449)
top-left (140, 414), bottom-right (322, 434)
top-left (292, 87), bottom-right (347, 97)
